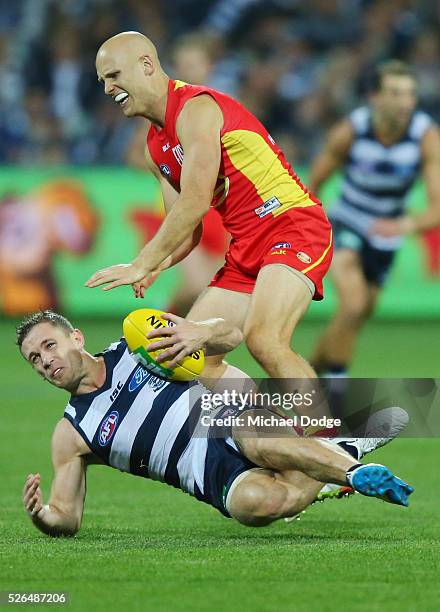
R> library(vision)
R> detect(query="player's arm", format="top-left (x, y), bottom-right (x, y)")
top-left (147, 313), bottom-right (243, 365)
top-left (405, 127), bottom-right (440, 233)
top-left (372, 127), bottom-right (440, 237)
top-left (130, 145), bottom-right (204, 298)
top-left (22, 419), bottom-right (87, 537)
top-left (133, 96), bottom-right (222, 272)
top-left (145, 143), bottom-right (203, 268)
top-left (85, 96), bottom-right (222, 291)
top-left (307, 119), bottom-right (354, 195)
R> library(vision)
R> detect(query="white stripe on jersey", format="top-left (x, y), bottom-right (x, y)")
top-left (346, 166), bottom-right (413, 191)
top-left (331, 204), bottom-right (403, 251)
top-left (65, 403), bottom-right (76, 419)
top-left (341, 181), bottom-right (401, 214)
top-left (109, 383), bottom-right (162, 471)
top-left (350, 139), bottom-right (422, 168)
top-left (176, 436), bottom-right (208, 495)
top-left (148, 391), bottom-right (192, 481)
top-left (79, 349), bottom-right (134, 441)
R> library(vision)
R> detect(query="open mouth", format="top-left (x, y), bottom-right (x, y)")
top-left (52, 367), bottom-right (64, 380)
top-left (114, 92), bottom-right (129, 107)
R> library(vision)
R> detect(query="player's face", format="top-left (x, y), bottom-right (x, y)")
top-left (21, 323), bottom-right (85, 391)
top-left (373, 75), bottom-right (417, 129)
top-left (173, 46), bottom-right (212, 85)
top-left (96, 51), bottom-right (152, 118)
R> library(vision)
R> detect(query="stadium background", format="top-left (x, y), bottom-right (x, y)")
top-left (1, 1), bottom-right (439, 610)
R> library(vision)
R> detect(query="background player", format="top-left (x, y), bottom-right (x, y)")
top-left (85, 32), bottom-right (334, 418)
top-left (18, 310), bottom-right (412, 536)
top-left (308, 60), bottom-right (440, 377)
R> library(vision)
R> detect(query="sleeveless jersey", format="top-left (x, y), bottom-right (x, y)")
top-left (147, 79), bottom-right (320, 240)
top-left (330, 106), bottom-right (433, 250)
top-left (63, 339), bottom-right (223, 509)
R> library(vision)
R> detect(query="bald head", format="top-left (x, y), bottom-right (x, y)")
top-left (97, 31), bottom-right (159, 64)
top-left (96, 31), bottom-right (169, 121)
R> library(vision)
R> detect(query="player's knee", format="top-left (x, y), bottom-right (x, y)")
top-left (244, 327), bottom-right (285, 367)
top-left (341, 295), bottom-right (372, 326)
top-left (230, 480), bottom-right (287, 527)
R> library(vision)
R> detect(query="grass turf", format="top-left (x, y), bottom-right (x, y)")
top-left (1, 318), bottom-right (439, 611)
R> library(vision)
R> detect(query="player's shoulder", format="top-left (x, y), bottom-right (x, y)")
top-left (348, 106), bottom-right (371, 134)
top-left (52, 417), bottom-right (90, 459)
top-left (408, 110), bottom-right (436, 141)
top-left (102, 337), bottom-right (128, 356)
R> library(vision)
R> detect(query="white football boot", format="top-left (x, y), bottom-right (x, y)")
top-left (285, 406), bottom-right (409, 521)
top-left (317, 406), bottom-right (409, 502)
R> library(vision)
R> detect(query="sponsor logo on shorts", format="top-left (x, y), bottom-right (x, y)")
top-left (272, 242), bottom-right (291, 250)
top-left (160, 163), bottom-right (171, 178)
top-left (99, 411), bottom-right (119, 446)
top-left (296, 251), bottom-right (312, 264)
top-left (254, 196), bottom-right (281, 218)
top-left (129, 366), bottom-right (150, 392)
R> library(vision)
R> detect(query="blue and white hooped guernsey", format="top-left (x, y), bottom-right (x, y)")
top-left (63, 339), bottom-right (254, 517)
top-left (330, 106), bottom-right (433, 250)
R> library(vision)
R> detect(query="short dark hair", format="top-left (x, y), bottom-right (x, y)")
top-left (16, 310), bottom-right (74, 349)
top-left (369, 60), bottom-right (416, 93)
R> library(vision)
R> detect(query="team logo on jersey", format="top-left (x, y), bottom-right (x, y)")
top-left (296, 251), bottom-right (312, 264)
top-left (129, 366), bottom-right (150, 392)
top-left (271, 242), bottom-right (291, 250)
top-left (160, 163), bottom-right (171, 178)
top-left (254, 196), bottom-right (281, 218)
top-left (98, 411), bottom-right (119, 446)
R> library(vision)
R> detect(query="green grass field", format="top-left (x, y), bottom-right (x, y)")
top-left (1, 318), bottom-right (439, 611)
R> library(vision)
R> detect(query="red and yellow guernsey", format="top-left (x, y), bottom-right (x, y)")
top-left (147, 80), bottom-right (321, 241)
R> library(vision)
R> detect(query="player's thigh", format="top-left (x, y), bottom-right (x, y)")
top-left (243, 264), bottom-right (312, 344)
top-left (187, 286), bottom-right (251, 331)
top-left (331, 249), bottom-right (370, 310)
top-left (178, 249), bottom-right (224, 295)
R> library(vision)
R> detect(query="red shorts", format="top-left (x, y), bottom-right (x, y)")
top-left (209, 205), bottom-right (333, 300)
top-left (200, 209), bottom-right (229, 256)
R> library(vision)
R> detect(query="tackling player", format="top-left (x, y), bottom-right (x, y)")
top-left (308, 60), bottom-right (440, 376)
top-left (19, 310), bottom-right (412, 536)
top-left (85, 32), bottom-right (333, 410)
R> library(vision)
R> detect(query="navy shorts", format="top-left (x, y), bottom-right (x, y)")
top-left (331, 219), bottom-right (397, 286)
top-left (194, 404), bottom-right (259, 518)
top-left (195, 436), bottom-right (257, 517)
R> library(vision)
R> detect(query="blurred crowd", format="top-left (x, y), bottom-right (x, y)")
top-left (0, 0), bottom-right (439, 166)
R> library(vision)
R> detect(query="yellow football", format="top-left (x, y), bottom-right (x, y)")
top-left (123, 308), bottom-right (205, 382)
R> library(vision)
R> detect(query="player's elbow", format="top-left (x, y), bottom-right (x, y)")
top-left (46, 505), bottom-right (82, 537)
top-left (48, 524), bottom-right (80, 538)
top-left (229, 328), bottom-right (244, 351)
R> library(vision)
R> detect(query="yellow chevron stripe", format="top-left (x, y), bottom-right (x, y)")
top-left (302, 230), bottom-right (333, 274)
top-left (221, 130), bottom-right (315, 216)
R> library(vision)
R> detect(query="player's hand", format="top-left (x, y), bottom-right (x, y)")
top-left (132, 257), bottom-right (172, 298)
top-left (85, 262), bottom-right (147, 291)
top-left (147, 313), bottom-right (208, 368)
top-left (369, 218), bottom-right (412, 238)
top-left (23, 473), bottom-right (44, 518)
top-left (132, 271), bottom-right (161, 298)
